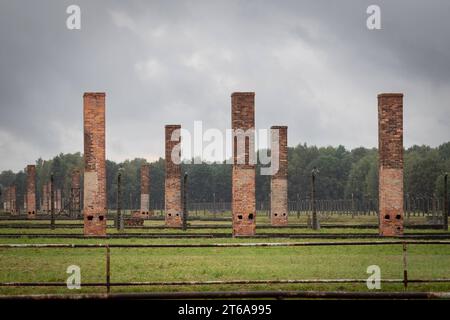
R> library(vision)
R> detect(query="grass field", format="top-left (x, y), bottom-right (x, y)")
top-left (0, 214), bottom-right (449, 296)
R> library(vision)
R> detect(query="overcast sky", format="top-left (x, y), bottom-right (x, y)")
top-left (0, 0), bottom-right (449, 172)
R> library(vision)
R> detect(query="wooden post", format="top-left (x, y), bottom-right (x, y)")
top-left (444, 173), bottom-right (448, 230)
top-left (351, 193), bottom-right (355, 219)
top-left (129, 193), bottom-right (132, 214)
top-left (311, 168), bottom-right (319, 230)
top-left (117, 172), bottom-right (123, 231)
top-left (213, 192), bottom-right (216, 218)
top-left (182, 173), bottom-right (188, 231)
top-left (106, 245), bottom-right (110, 294)
top-left (50, 174), bottom-right (55, 230)
top-left (403, 242), bottom-right (408, 289)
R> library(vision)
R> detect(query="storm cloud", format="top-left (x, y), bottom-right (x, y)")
top-left (0, 0), bottom-right (449, 171)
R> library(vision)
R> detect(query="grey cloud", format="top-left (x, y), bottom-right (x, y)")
top-left (0, 0), bottom-right (449, 172)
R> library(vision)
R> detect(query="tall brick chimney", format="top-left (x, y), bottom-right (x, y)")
top-left (42, 184), bottom-right (47, 213)
top-left (165, 125), bottom-right (182, 227)
top-left (83, 92), bottom-right (107, 236)
top-left (45, 181), bottom-right (51, 213)
top-left (378, 93), bottom-right (404, 236)
top-left (71, 169), bottom-right (81, 216)
top-left (55, 189), bottom-right (62, 213)
top-left (9, 186), bottom-right (17, 215)
top-left (270, 126), bottom-right (288, 226)
top-left (4, 187), bottom-right (10, 213)
top-left (231, 92), bottom-right (256, 236)
top-left (26, 165), bottom-right (36, 219)
top-left (140, 164), bottom-right (150, 216)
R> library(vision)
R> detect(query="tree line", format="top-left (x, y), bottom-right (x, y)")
top-left (1, 141), bottom-right (449, 210)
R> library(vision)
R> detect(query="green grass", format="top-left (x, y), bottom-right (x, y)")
top-left (0, 214), bottom-right (448, 296)
top-left (0, 236), bottom-right (449, 295)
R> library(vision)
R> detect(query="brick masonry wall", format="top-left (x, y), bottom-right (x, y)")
top-left (42, 184), bottom-right (48, 213)
top-left (270, 126), bottom-right (288, 226)
top-left (71, 169), bottom-right (81, 213)
top-left (5, 187), bottom-right (9, 212)
top-left (4, 187), bottom-right (10, 212)
top-left (231, 92), bottom-right (256, 236)
top-left (55, 189), bottom-right (62, 213)
top-left (26, 165), bottom-right (36, 218)
top-left (3, 187), bottom-right (7, 211)
top-left (9, 186), bottom-right (16, 214)
top-left (83, 92), bottom-right (107, 236)
top-left (378, 93), bottom-right (404, 236)
top-left (165, 125), bottom-right (182, 227)
top-left (140, 164), bottom-right (150, 217)
top-left (46, 181), bottom-right (51, 213)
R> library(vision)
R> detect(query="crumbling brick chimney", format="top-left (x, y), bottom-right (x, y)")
top-left (9, 186), bottom-right (17, 215)
top-left (165, 125), bottom-right (182, 227)
top-left (83, 92), bottom-right (107, 236)
top-left (55, 188), bottom-right (62, 213)
top-left (140, 164), bottom-right (150, 217)
top-left (270, 126), bottom-right (288, 226)
top-left (71, 169), bottom-right (81, 216)
top-left (231, 92), bottom-right (256, 236)
top-left (42, 184), bottom-right (48, 213)
top-left (26, 165), bottom-right (36, 219)
top-left (4, 187), bottom-right (11, 213)
top-left (378, 93), bottom-right (404, 236)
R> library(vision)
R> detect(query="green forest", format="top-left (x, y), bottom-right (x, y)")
top-left (1, 141), bottom-right (449, 210)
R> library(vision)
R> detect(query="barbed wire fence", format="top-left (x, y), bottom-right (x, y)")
top-left (0, 196), bottom-right (446, 224)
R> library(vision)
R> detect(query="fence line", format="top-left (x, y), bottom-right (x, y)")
top-left (0, 240), bottom-right (449, 294)
top-left (1, 196), bottom-right (446, 218)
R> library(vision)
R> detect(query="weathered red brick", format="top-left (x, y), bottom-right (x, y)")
top-left (270, 126), bottom-right (288, 226)
top-left (55, 188), bottom-right (62, 213)
top-left (378, 93), bottom-right (404, 236)
top-left (232, 92), bottom-right (256, 236)
top-left (26, 165), bottom-right (36, 219)
top-left (83, 92), bottom-right (107, 236)
top-left (3, 186), bottom-right (16, 214)
top-left (165, 125), bottom-right (182, 227)
top-left (9, 186), bottom-right (17, 215)
top-left (71, 169), bottom-right (81, 215)
top-left (140, 164), bottom-right (150, 218)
